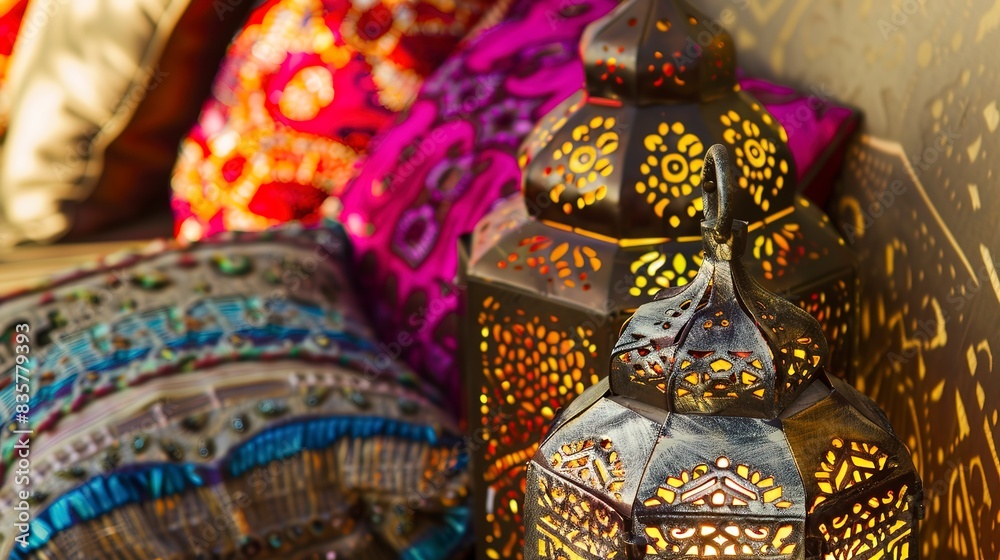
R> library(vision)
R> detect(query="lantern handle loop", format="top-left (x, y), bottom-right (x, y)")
top-left (700, 144), bottom-right (734, 244)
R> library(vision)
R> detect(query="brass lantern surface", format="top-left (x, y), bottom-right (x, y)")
top-left (461, 0), bottom-right (857, 558)
top-left (522, 145), bottom-right (922, 560)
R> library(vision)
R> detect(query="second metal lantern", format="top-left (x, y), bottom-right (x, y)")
top-left (523, 145), bottom-right (922, 559)
top-left (460, 0), bottom-right (857, 558)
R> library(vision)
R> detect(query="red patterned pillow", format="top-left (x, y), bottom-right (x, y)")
top-left (171, 0), bottom-right (490, 240)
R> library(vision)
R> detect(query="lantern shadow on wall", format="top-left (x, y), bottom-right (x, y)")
top-left (523, 144), bottom-right (922, 559)
top-left (459, 0), bottom-right (857, 558)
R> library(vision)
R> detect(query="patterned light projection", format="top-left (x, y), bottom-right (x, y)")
top-left (461, 1), bottom-right (857, 557)
top-left (523, 145), bottom-right (922, 560)
top-left (688, 0), bottom-right (1000, 554)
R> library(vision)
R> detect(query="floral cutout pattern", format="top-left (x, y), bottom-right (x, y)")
top-left (636, 121), bottom-right (706, 226)
top-left (719, 106), bottom-right (791, 212)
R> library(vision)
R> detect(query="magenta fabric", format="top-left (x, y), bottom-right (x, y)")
top-left (338, 0), bottom-right (859, 407)
top-left (338, 0), bottom-right (618, 406)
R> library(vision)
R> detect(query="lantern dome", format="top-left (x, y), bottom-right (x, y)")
top-left (523, 146), bottom-right (921, 560)
top-left (519, 0), bottom-right (796, 241)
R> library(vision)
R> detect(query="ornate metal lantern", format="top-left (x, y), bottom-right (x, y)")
top-left (460, 0), bottom-right (857, 557)
top-left (522, 144), bottom-right (922, 559)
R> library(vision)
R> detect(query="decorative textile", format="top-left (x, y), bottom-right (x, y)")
top-left (0, 223), bottom-right (469, 559)
top-left (337, 0), bottom-right (858, 406)
top-left (171, 0), bottom-right (490, 240)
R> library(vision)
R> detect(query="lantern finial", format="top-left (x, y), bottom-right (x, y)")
top-left (610, 144), bottom-right (827, 418)
top-left (581, 0), bottom-right (736, 104)
top-left (699, 143), bottom-right (736, 250)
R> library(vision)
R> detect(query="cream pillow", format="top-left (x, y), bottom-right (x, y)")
top-left (0, 0), bottom-right (256, 245)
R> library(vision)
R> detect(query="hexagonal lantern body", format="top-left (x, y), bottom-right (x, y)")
top-left (521, 145), bottom-right (921, 560)
top-left (460, 0), bottom-right (857, 557)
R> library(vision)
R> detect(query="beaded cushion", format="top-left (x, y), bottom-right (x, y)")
top-left (335, 0), bottom-right (858, 406)
top-left (171, 0), bottom-right (491, 240)
top-left (0, 223), bottom-right (469, 559)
